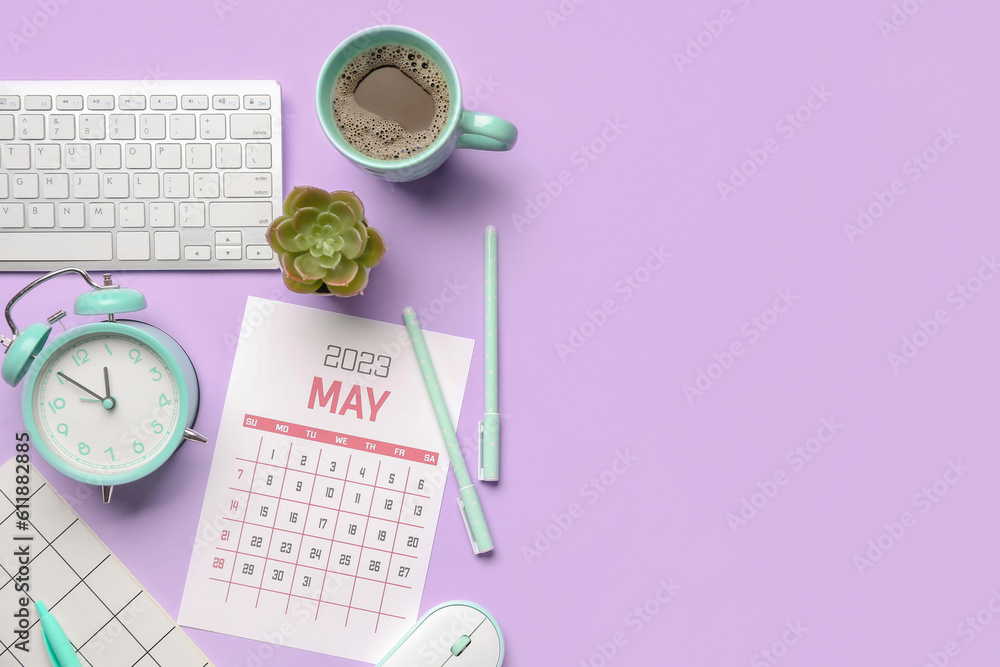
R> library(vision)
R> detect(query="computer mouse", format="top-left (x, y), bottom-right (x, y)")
top-left (378, 600), bottom-right (504, 667)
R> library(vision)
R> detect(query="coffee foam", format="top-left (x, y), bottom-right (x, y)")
top-left (332, 44), bottom-right (450, 161)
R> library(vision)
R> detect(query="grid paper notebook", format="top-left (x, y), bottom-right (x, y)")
top-left (0, 458), bottom-right (210, 667)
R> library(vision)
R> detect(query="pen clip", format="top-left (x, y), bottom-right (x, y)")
top-left (477, 421), bottom-right (485, 480)
top-left (457, 496), bottom-right (483, 555)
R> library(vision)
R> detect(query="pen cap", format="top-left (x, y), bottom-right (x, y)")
top-left (478, 414), bottom-right (500, 481)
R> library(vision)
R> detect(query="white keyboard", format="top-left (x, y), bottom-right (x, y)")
top-left (0, 80), bottom-right (282, 271)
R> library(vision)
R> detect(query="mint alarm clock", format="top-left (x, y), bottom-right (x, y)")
top-left (1, 268), bottom-right (207, 503)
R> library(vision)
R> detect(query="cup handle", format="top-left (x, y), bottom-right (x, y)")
top-left (456, 111), bottom-right (518, 151)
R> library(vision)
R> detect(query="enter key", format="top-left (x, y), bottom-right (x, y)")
top-left (223, 172), bottom-right (272, 197)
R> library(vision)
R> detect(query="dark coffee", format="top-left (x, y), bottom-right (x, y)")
top-left (332, 44), bottom-right (450, 161)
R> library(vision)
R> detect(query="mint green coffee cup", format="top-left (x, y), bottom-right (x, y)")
top-left (316, 26), bottom-right (517, 182)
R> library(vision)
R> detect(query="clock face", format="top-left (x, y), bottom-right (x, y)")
top-left (30, 330), bottom-right (183, 480)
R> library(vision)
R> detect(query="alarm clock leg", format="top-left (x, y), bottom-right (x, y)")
top-left (184, 428), bottom-right (209, 444)
top-left (102, 485), bottom-right (114, 503)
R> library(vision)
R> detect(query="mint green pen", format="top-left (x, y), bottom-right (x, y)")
top-left (35, 601), bottom-right (81, 667)
top-left (479, 225), bottom-right (500, 482)
top-left (403, 307), bottom-right (494, 554)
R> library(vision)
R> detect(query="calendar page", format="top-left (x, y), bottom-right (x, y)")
top-left (178, 298), bottom-right (474, 662)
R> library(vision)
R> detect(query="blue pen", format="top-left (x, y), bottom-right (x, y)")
top-left (35, 601), bottom-right (81, 667)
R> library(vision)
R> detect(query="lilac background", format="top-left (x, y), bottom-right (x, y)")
top-left (2, 0), bottom-right (1000, 665)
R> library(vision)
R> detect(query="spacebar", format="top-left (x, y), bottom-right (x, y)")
top-left (0, 232), bottom-right (113, 261)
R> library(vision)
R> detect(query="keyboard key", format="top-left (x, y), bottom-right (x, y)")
top-left (48, 115), bottom-right (75, 140)
top-left (64, 144), bottom-right (92, 170)
top-left (41, 174), bottom-right (69, 198)
top-left (194, 174), bottom-right (220, 198)
top-left (24, 96), bottom-right (52, 111)
top-left (243, 95), bottom-right (271, 110)
top-left (58, 202), bottom-right (85, 228)
top-left (150, 96), bottom-right (178, 110)
top-left (0, 174), bottom-right (7, 198)
top-left (150, 203), bottom-right (175, 227)
top-left (179, 202), bottom-right (205, 227)
top-left (216, 143), bottom-right (241, 169)
top-left (73, 174), bottom-right (99, 198)
top-left (27, 203), bottom-right (55, 227)
top-left (103, 173), bottom-right (129, 198)
top-left (154, 231), bottom-right (181, 260)
top-left (181, 95), bottom-right (209, 110)
top-left (116, 231), bottom-right (150, 260)
top-left (0, 231), bottom-right (112, 261)
top-left (0, 204), bottom-right (24, 228)
top-left (125, 144), bottom-right (151, 169)
top-left (200, 114), bottom-right (226, 139)
top-left (134, 173), bottom-right (159, 198)
top-left (12, 174), bottom-right (39, 198)
top-left (18, 115), bottom-right (45, 140)
top-left (118, 96), bottom-right (146, 110)
top-left (109, 114), bottom-right (136, 140)
top-left (208, 202), bottom-right (271, 227)
top-left (185, 144), bottom-right (212, 169)
top-left (95, 144), bottom-right (121, 169)
top-left (246, 143), bottom-right (271, 168)
top-left (169, 114), bottom-right (196, 140)
top-left (0, 115), bottom-right (15, 141)
top-left (34, 145), bottom-right (60, 170)
top-left (213, 95), bottom-right (240, 110)
top-left (119, 202), bottom-right (145, 227)
top-left (247, 245), bottom-right (274, 260)
top-left (4, 145), bottom-right (31, 169)
top-left (216, 245), bottom-right (242, 260)
top-left (89, 202), bottom-right (115, 227)
top-left (184, 245), bottom-right (211, 260)
top-left (164, 173), bottom-right (190, 198)
top-left (139, 114), bottom-right (167, 140)
top-left (230, 114), bottom-right (271, 139)
top-left (0, 96), bottom-right (21, 111)
top-left (87, 96), bottom-right (115, 110)
top-left (56, 96), bottom-right (84, 111)
top-left (79, 115), bottom-right (106, 140)
top-left (224, 173), bottom-right (271, 198)
top-left (215, 231), bottom-right (241, 246)
top-left (155, 143), bottom-right (182, 169)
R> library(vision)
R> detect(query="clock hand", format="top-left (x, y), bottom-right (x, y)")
top-left (102, 367), bottom-right (116, 410)
top-left (56, 371), bottom-right (104, 402)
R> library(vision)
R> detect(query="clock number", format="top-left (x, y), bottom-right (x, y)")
top-left (133, 440), bottom-right (144, 453)
top-left (57, 423), bottom-right (69, 436)
top-left (151, 420), bottom-right (164, 434)
top-left (374, 355), bottom-right (391, 378)
top-left (129, 349), bottom-right (142, 364)
top-left (78, 442), bottom-right (90, 455)
top-left (47, 398), bottom-right (65, 413)
top-left (150, 367), bottom-right (162, 381)
top-left (158, 393), bottom-right (171, 407)
top-left (71, 349), bottom-right (89, 367)
top-left (104, 343), bottom-right (113, 356)
top-left (323, 345), bottom-right (341, 368)
top-left (104, 447), bottom-right (114, 461)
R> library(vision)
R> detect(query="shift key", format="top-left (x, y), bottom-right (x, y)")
top-left (208, 202), bottom-right (272, 227)
top-left (223, 173), bottom-right (271, 197)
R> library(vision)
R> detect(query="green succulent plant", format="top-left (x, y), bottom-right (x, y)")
top-left (266, 187), bottom-right (386, 296)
